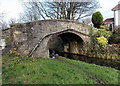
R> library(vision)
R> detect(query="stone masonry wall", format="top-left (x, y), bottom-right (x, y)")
top-left (11, 19), bottom-right (92, 58)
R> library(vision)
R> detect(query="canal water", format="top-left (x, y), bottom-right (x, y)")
top-left (54, 51), bottom-right (120, 70)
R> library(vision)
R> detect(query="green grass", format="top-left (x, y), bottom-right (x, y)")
top-left (2, 55), bottom-right (120, 84)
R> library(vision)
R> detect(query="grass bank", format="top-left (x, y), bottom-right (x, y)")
top-left (2, 55), bottom-right (120, 84)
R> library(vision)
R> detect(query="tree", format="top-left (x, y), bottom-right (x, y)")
top-left (20, 1), bottom-right (99, 22)
top-left (46, 2), bottom-right (99, 20)
top-left (8, 18), bottom-right (17, 24)
top-left (19, 1), bottom-right (41, 23)
top-left (92, 11), bottom-right (103, 28)
top-left (0, 12), bottom-right (8, 29)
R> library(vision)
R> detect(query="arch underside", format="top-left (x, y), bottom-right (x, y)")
top-left (47, 30), bottom-right (87, 58)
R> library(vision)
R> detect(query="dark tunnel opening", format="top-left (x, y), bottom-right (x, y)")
top-left (49, 32), bottom-right (84, 59)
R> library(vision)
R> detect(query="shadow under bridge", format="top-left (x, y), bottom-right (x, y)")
top-left (48, 32), bottom-right (85, 59)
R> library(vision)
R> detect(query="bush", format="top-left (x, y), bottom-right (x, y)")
top-left (100, 24), bottom-right (110, 31)
top-left (5, 37), bottom-right (11, 43)
top-left (95, 29), bottom-right (112, 39)
top-left (108, 33), bottom-right (120, 44)
top-left (97, 36), bottom-right (108, 48)
top-left (92, 11), bottom-right (103, 28)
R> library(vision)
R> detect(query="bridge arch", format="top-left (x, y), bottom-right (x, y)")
top-left (46, 29), bottom-right (86, 58)
top-left (11, 19), bottom-right (92, 58)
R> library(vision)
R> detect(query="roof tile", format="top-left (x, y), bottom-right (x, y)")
top-left (112, 4), bottom-right (120, 11)
top-left (104, 18), bottom-right (114, 23)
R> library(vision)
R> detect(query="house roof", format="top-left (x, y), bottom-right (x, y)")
top-left (104, 18), bottom-right (114, 23)
top-left (112, 4), bottom-right (120, 11)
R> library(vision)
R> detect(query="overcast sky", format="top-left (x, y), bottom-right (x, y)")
top-left (0, 0), bottom-right (120, 22)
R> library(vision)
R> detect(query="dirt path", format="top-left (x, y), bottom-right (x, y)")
top-left (55, 56), bottom-right (106, 84)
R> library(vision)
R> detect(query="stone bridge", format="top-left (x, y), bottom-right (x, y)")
top-left (11, 19), bottom-right (94, 58)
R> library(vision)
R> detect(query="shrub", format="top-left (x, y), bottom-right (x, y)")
top-left (95, 29), bottom-right (112, 39)
top-left (5, 37), bottom-right (11, 43)
top-left (108, 33), bottom-right (120, 44)
top-left (92, 11), bottom-right (103, 28)
top-left (89, 28), bottom-right (98, 48)
top-left (97, 36), bottom-right (108, 48)
top-left (100, 24), bottom-right (110, 31)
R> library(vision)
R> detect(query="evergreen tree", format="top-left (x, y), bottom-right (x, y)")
top-left (92, 11), bottom-right (103, 28)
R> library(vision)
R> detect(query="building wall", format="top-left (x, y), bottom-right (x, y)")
top-left (114, 9), bottom-right (120, 26)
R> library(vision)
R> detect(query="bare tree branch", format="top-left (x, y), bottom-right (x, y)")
top-left (19, 1), bottom-right (99, 22)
